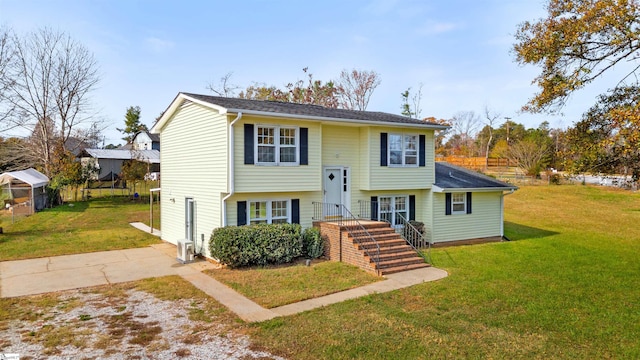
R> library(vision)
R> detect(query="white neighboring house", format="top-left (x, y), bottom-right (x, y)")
top-left (132, 130), bottom-right (160, 151)
top-left (78, 149), bottom-right (160, 181)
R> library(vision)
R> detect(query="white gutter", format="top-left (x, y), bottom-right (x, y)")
top-left (500, 188), bottom-right (516, 238)
top-left (432, 185), bottom-right (519, 193)
top-left (221, 112), bottom-right (243, 226)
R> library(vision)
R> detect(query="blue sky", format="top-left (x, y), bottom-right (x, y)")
top-left (0, 0), bottom-right (625, 145)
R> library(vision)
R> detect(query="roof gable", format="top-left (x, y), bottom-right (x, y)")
top-left (434, 162), bottom-right (517, 191)
top-left (151, 92), bottom-right (449, 133)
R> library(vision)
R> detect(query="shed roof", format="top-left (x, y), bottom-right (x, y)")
top-left (80, 149), bottom-right (160, 164)
top-left (434, 162), bottom-right (517, 192)
top-left (0, 168), bottom-right (49, 188)
top-left (152, 92), bottom-right (450, 133)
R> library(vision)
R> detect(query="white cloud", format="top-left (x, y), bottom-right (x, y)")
top-left (145, 37), bottom-right (175, 53)
top-left (417, 21), bottom-right (460, 36)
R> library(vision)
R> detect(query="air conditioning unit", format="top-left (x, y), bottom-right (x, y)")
top-left (177, 240), bottom-right (195, 264)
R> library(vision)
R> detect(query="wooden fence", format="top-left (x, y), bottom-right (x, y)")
top-left (437, 156), bottom-right (516, 169)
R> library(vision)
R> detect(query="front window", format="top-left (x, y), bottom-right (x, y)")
top-left (452, 193), bottom-right (466, 214)
top-left (389, 134), bottom-right (418, 166)
top-left (379, 195), bottom-right (408, 226)
top-left (256, 126), bottom-right (298, 165)
top-left (249, 200), bottom-right (290, 224)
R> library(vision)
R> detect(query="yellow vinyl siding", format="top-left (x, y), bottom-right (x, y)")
top-left (159, 101), bottom-right (228, 246)
top-left (431, 191), bottom-right (503, 242)
top-left (234, 116), bottom-right (321, 193)
top-left (367, 127), bottom-right (435, 190)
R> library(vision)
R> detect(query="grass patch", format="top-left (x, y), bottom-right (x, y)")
top-left (0, 196), bottom-right (160, 261)
top-left (206, 260), bottom-right (381, 308)
top-left (246, 185), bottom-right (640, 359)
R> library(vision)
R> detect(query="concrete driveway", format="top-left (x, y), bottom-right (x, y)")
top-left (0, 244), bottom-right (213, 298)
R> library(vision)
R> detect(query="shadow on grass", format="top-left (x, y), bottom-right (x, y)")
top-left (504, 221), bottom-right (559, 241)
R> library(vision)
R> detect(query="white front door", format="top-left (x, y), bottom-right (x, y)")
top-left (185, 198), bottom-right (195, 241)
top-left (324, 167), bottom-right (348, 217)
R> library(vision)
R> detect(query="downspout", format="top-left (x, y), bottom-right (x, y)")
top-left (501, 189), bottom-right (516, 240)
top-left (221, 112), bottom-right (243, 226)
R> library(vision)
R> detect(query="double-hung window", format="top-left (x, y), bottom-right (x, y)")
top-left (389, 134), bottom-right (418, 166)
top-left (249, 200), bottom-right (290, 224)
top-left (451, 193), bottom-right (466, 214)
top-left (256, 126), bottom-right (298, 165)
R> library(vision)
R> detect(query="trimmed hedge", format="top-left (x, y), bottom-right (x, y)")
top-left (210, 223), bottom-right (303, 268)
top-left (301, 227), bottom-right (324, 259)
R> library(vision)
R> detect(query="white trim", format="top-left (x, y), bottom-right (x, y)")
top-left (387, 133), bottom-right (419, 167)
top-left (247, 199), bottom-right (291, 224)
top-left (432, 185), bottom-right (518, 193)
top-left (377, 195), bottom-right (409, 228)
top-left (451, 193), bottom-right (466, 215)
top-left (254, 124), bottom-right (300, 166)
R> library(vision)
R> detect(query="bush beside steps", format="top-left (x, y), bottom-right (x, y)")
top-left (209, 224), bottom-right (324, 268)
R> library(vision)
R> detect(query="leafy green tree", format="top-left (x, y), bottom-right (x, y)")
top-left (566, 86), bottom-right (640, 179)
top-left (514, 0), bottom-right (640, 112)
top-left (121, 157), bottom-right (149, 196)
top-left (118, 106), bottom-right (147, 143)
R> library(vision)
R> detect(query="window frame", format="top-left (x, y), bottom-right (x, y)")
top-left (451, 192), bottom-right (467, 215)
top-left (254, 125), bottom-right (300, 166)
top-left (378, 195), bottom-right (409, 227)
top-left (388, 133), bottom-right (419, 167)
top-left (248, 199), bottom-right (291, 224)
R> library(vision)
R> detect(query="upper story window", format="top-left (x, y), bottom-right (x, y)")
top-left (389, 134), bottom-right (418, 166)
top-left (255, 126), bottom-right (298, 165)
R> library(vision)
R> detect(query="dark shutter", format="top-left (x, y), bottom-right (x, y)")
top-left (380, 133), bottom-right (388, 166)
top-left (466, 192), bottom-right (472, 214)
top-left (445, 193), bottom-right (452, 216)
top-left (300, 128), bottom-right (308, 165)
top-left (244, 124), bottom-right (254, 165)
top-left (419, 135), bottom-right (426, 167)
top-left (237, 201), bottom-right (247, 226)
top-left (409, 195), bottom-right (416, 221)
top-left (292, 199), bottom-right (300, 224)
top-left (370, 196), bottom-right (378, 221)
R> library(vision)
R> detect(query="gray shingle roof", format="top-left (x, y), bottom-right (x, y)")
top-left (435, 162), bottom-right (517, 190)
top-left (182, 93), bottom-right (446, 127)
top-left (79, 149), bottom-right (160, 164)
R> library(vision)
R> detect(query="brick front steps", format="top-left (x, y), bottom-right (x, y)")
top-left (314, 220), bottom-right (430, 276)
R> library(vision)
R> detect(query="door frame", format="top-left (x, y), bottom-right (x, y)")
top-left (185, 197), bottom-right (195, 242)
top-left (323, 166), bottom-right (350, 213)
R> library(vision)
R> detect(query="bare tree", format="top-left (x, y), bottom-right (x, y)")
top-left (336, 69), bottom-right (381, 110)
top-left (207, 71), bottom-right (241, 97)
top-left (509, 139), bottom-right (549, 177)
top-left (400, 84), bottom-right (424, 118)
top-left (482, 106), bottom-right (500, 169)
top-left (448, 111), bottom-right (480, 156)
top-left (0, 27), bottom-right (100, 177)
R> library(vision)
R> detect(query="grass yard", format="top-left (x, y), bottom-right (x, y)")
top-left (0, 196), bottom-right (160, 261)
top-left (247, 185), bottom-right (640, 359)
top-left (205, 260), bottom-right (381, 308)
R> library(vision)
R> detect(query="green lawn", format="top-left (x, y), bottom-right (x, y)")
top-left (205, 260), bottom-right (381, 308)
top-left (0, 196), bottom-right (160, 261)
top-left (247, 185), bottom-right (640, 359)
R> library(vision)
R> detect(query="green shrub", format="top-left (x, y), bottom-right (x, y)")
top-left (209, 223), bottom-right (302, 268)
top-left (550, 173), bottom-right (562, 185)
top-left (301, 227), bottom-right (324, 259)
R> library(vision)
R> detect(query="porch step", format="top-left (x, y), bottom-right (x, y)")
top-left (357, 238), bottom-right (407, 250)
top-left (374, 250), bottom-right (421, 262)
top-left (378, 262), bottom-right (431, 275)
